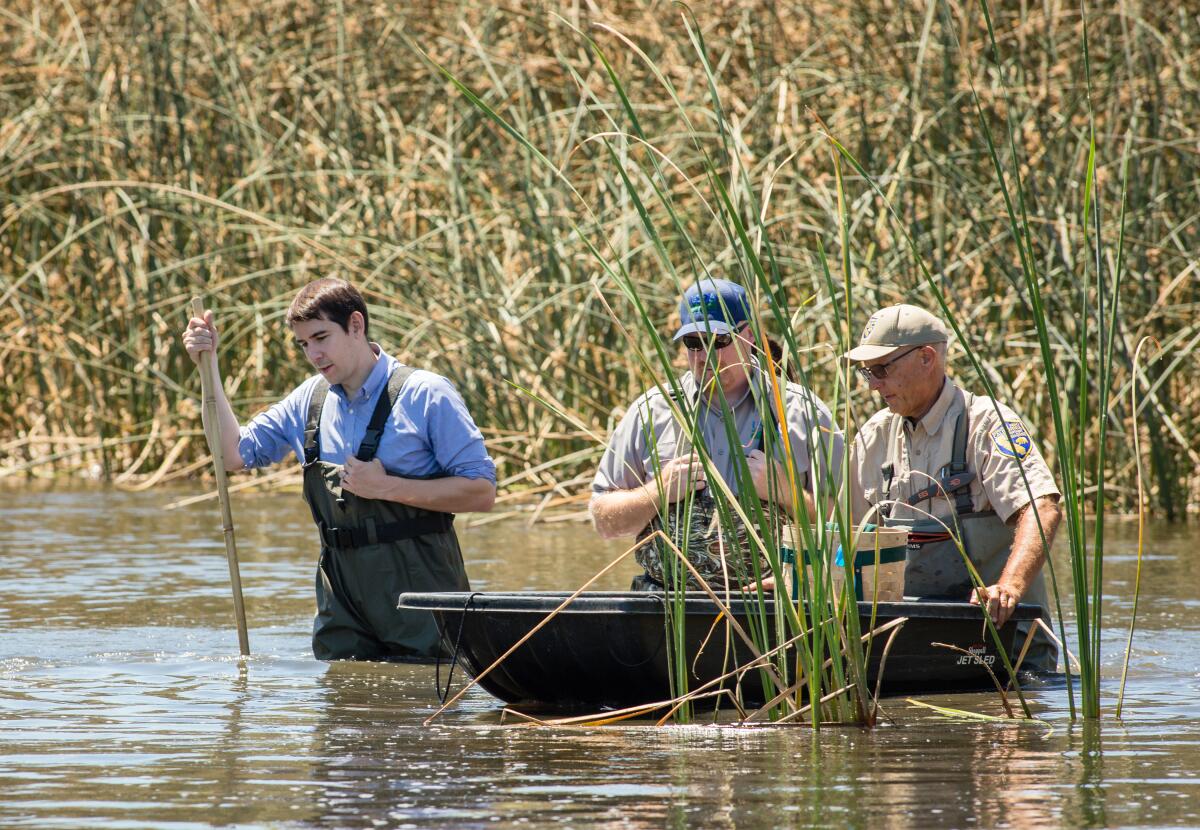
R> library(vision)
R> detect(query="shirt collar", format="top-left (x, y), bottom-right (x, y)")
top-left (329, 343), bottom-right (392, 404)
top-left (681, 361), bottom-right (756, 412)
top-left (912, 377), bottom-right (958, 436)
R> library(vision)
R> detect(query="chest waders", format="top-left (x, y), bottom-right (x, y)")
top-left (879, 406), bottom-right (1056, 672)
top-left (302, 366), bottom-right (469, 661)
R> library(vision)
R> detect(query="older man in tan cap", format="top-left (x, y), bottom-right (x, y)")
top-left (845, 304), bottom-right (1063, 672)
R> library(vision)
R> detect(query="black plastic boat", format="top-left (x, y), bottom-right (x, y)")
top-left (398, 591), bottom-right (1043, 712)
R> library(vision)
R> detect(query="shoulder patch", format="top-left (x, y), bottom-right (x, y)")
top-left (990, 420), bottom-right (1033, 460)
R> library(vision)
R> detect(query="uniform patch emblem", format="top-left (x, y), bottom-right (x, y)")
top-left (991, 421), bottom-right (1032, 460)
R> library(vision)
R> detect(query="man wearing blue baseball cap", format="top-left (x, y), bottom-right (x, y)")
top-left (589, 279), bottom-right (843, 591)
top-left (673, 277), bottom-right (753, 339)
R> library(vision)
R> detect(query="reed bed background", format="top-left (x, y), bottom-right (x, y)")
top-left (1, 0), bottom-right (1196, 519)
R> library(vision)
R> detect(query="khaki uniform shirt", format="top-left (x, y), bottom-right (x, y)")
top-left (850, 379), bottom-right (1059, 525)
top-left (593, 366), bottom-right (844, 499)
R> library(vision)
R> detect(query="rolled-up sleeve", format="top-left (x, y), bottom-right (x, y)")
top-left (420, 375), bottom-right (496, 483)
top-left (237, 380), bottom-right (313, 469)
top-left (592, 403), bottom-right (649, 494)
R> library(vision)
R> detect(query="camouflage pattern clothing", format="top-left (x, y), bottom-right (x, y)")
top-left (635, 489), bottom-right (786, 590)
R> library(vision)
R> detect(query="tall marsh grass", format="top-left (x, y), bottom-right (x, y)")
top-left (1, 1), bottom-right (1195, 520)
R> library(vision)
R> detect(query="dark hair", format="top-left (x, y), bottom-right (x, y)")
top-left (287, 278), bottom-right (369, 338)
top-left (757, 335), bottom-right (797, 382)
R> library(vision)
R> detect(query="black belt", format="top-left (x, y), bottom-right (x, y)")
top-left (319, 513), bottom-right (454, 550)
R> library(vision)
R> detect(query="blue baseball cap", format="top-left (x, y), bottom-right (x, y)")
top-left (673, 279), bottom-right (752, 340)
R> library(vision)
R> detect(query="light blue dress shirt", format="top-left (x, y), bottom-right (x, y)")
top-left (237, 347), bottom-right (496, 482)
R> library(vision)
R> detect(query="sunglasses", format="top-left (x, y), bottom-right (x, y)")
top-left (857, 345), bottom-right (924, 382)
top-left (681, 332), bottom-right (735, 352)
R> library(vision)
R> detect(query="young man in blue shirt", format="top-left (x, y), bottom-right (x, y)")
top-left (183, 278), bottom-right (496, 661)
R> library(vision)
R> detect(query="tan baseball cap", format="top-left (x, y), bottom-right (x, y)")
top-left (843, 304), bottom-right (949, 362)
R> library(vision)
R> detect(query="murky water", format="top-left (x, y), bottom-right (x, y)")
top-left (1, 487), bottom-right (1196, 828)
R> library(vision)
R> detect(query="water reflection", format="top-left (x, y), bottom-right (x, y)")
top-left (0, 487), bottom-right (1197, 827)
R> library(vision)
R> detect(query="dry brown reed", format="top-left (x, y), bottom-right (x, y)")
top-left (1, 1), bottom-right (1195, 515)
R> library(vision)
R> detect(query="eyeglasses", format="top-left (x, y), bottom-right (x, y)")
top-left (857, 345), bottom-right (924, 382)
top-left (681, 332), bottom-right (735, 352)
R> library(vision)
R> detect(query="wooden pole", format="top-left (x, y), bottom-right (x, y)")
top-left (191, 297), bottom-right (251, 656)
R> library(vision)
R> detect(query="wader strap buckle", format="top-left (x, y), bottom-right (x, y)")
top-left (319, 523), bottom-right (356, 549)
top-left (356, 427), bottom-right (385, 461)
top-left (879, 463), bottom-right (895, 520)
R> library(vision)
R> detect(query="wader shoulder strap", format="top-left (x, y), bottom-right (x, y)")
top-left (303, 378), bottom-right (331, 465)
top-left (903, 406), bottom-right (976, 514)
top-left (878, 414), bottom-right (905, 517)
top-left (356, 364), bottom-right (417, 462)
top-left (948, 405), bottom-right (974, 514)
